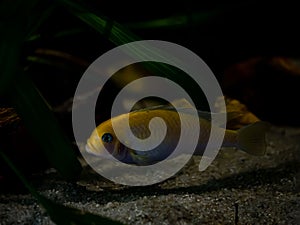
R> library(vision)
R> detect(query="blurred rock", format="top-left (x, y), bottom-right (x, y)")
top-left (0, 107), bottom-right (49, 192)
top-left (215, 96), bottom-right (260, 129)
top-left (222, 57), bottom-right (300, 126)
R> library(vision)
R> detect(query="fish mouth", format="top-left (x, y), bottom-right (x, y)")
top-left (85, 141), bottom-right (115, 160)
top-left (85, 139), bottom-right (127, 161)
top-left (85, 142), bottom-right (97, 155)
top-left (85, 141), bottom-right (104, 156)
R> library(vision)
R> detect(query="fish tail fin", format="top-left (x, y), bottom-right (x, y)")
top-left (237, 121), bottom-right (271, 156)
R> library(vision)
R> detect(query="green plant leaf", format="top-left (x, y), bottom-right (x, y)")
top-left (0, 0), bottom-right (54, 93)
top-left (0, 149), bottom-right (124, 225)
top-left (1, 0), bottom-right (82, 179)
top-left (57, 0), bottom-right (209, 110)
top-left (125, 12), bottom-right (219, 29)
top-left (58, 0), bottom-right (140, 45)
top-left (9, 72), bottom-right (82, 179)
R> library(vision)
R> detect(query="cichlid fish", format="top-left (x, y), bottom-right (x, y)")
top-left (86, 100), bottom-right (270, 165)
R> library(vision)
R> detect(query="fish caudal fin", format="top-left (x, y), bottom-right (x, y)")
top-left (237, 121), bottom-right (271, 156)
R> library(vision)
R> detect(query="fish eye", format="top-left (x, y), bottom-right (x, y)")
top-left (102, 133), bottom-right (113, 143)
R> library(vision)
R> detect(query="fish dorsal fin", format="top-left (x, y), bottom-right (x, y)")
top-left (170, 98), bottom-right (195, 108)
top-left (131, 98), bottom-right (241, 126)
top-left (208, 111), bottom-right (242, 126)
top-left (131, 98), bottom-right (195, 113)
top-left (130, 104), bottom-right (174, 113)
top-left (129, 98), bottom-right (189, 113)
top-left (171, 99), bottom-right (242, 125)
top-left (174, 108), bottom-right (239, 126)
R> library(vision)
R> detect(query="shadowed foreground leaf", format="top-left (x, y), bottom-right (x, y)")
top-left (0, 150), bottom-right (124, 225)
top-left (9, 72), bottom-right (82, 179)
top-left (0, 0), bottom-right (54, 93)
top-left (125, 12), bottom-right (220, 29)
top-left (58, 0), bottom-right (210, 110)
top-left (0, 0), bottom-right (82, 179)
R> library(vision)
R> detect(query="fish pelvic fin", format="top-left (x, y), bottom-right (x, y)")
top-left (237, 121), bottom-right (271, 156)
top-left (129, 150), bottom-right (150, 165)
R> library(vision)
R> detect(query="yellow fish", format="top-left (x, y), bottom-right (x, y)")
top-left (86, 100), bottom-right (270, 165)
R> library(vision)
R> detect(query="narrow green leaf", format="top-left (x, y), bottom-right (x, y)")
top-left (53, 28), bottom-right (86, 39)
top-left (38, 194), bottom-right (125, 225)
top-left (0, 35), bottom-right (21, 94)
top-left (9, 72), bottom-right (82, 179)
top-left (57, 0), bottom-right (209, 110)
top-left (125, 12), bottom-right (219, 29)
top-left (25, 3), bottom-right (57, 41)
top-left (0, 0), bottom-right (55, 92)
top-left (0, 149), bottom-right (124, 225)
top-left (57, 0), bottom-right (140, 45)
top-left (0, 149), bottom-right (39, 197)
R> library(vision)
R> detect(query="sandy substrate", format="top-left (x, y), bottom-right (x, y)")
top-left (1, 125), bottom-right (300, 224)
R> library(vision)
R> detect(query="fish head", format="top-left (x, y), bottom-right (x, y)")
top-left (85, 119), bottom-right (134, 163)
top-left (86, 109), bottom-right (179, 165)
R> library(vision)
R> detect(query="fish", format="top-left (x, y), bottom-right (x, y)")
top-left (85, 99), bottom-right (270, 165)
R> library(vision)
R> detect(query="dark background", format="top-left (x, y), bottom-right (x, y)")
top-left (27, 1), bottom-right (300, 126)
